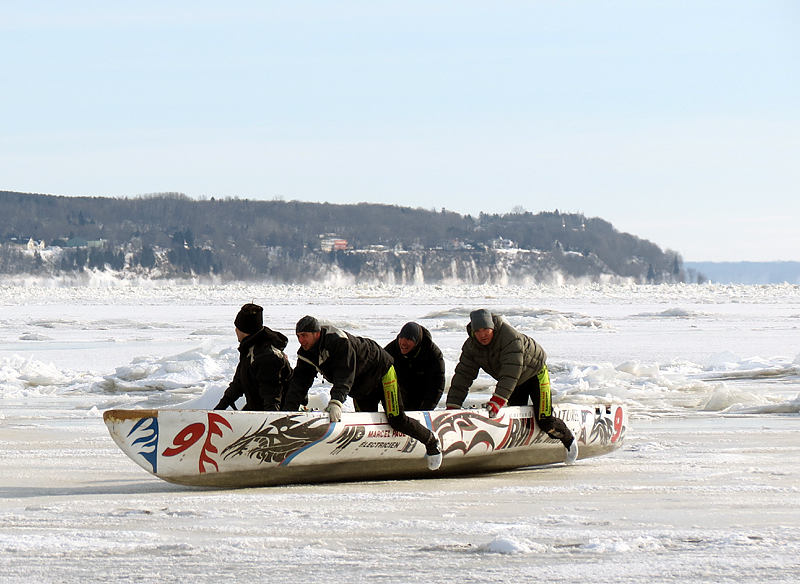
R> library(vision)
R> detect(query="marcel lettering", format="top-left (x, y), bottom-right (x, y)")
top-left (366, 430), bottom-right (404, 438)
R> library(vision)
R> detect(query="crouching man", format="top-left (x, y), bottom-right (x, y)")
top-left (383, 322), bottom-right (445, 411)
top-left (282, 316), bottom-right (442, 470)
top-left (214, 303), bottom-right (292, 411)
top-left (446, 308), bottom-right (578, 465)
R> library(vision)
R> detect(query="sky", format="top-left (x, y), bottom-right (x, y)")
top-left (2, 1), bottom-right (798, 262)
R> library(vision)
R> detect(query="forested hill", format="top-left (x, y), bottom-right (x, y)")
top-left (1, 190), bottom-right (688, 284)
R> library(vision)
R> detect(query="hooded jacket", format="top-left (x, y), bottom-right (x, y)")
top-left (217, 326), bottom-right (292, 411)
top-left (384, 325), bottom-right (445, 410)
top-left (282, 325), bottom-right (394, 411)
top-left (446, 314), bottom-right (547, 408)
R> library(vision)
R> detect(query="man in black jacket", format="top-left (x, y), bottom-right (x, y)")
top-left (214, 303), bottom-right (292, 411)
top-left (384, 322), bottom-right (445, 411)
top-left (282, 316), bottom-right (442, 470)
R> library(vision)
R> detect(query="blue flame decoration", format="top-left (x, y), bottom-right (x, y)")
top-left (128, 417), bottom-right (159, 473)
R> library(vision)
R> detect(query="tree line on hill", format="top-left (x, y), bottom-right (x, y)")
top-left (0, 190), bottom-right (690, 283)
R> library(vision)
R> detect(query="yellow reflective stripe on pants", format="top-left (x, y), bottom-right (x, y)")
top-left (537, 365), bottom-right (552, 419)
top-left (381, 366), bottom-right (400, 417)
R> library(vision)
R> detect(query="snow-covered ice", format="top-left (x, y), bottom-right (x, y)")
top-left (1, 282), bottom-right (800, 583)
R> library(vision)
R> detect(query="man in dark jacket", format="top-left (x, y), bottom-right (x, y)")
top-left (214, 303), bottom-right (292, 411)
top-left (282, 315), bottom-right (442, 470)
top-left (446, 308), bottom-right (578, 465)
top-left (384, 322), bottom-right (445, 411)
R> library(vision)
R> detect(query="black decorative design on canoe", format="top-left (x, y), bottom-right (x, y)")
top-left (399, 436), bottom-right (417, 453)
top-left (504, 417), bottom-right (537, 449)
top-left (222, 415), bottom-right (329, 464)
top-left (433, 411), bottom-right (506, 455)
top-left (328, 425), bottom-right (365, 455)
top-left (590, 414), bottom-right (615, 444)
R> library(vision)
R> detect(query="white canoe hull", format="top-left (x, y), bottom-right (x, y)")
top-left (104, 404), bottom-right (626, 488)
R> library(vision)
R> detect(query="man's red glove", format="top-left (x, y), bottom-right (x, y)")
top-left (485, 395), bottom-right (507, 418)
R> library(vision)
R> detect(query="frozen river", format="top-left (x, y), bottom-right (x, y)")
top-left (2, 282), bottom-right (800, 582)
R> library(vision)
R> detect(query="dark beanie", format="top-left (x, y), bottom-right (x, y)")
top-left (398, 322), bottom-right (421, 343)
top-left (234, 303), bottom-right (263, 335)
top-left (296, 315), bottom-right (321, 333)
top-left (470, 308), bottom-right (494, 330)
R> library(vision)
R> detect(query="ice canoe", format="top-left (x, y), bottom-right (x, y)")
top-left (103, 403), bottom-right (627, 488)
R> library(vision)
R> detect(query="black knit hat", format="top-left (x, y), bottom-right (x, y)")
top-left (234, 303), bottom-right (263, 335)
top-left (398, 322), bottom-right (421, 343)
top-left (296, 315), bottom-right (321, 333)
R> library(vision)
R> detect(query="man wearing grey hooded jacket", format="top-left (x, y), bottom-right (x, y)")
top-left (446, 308), bottom-right (578, 464)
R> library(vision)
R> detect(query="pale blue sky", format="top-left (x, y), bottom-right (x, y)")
top-left (2, 1), bottom-right (798, 261)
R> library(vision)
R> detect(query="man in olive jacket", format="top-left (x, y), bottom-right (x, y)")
top-left (214, 303), bottom-right (293, 411)
top-left (384, 322), bottom-right (445, 411)
top-left (446, 308), bottom-right (578, 464)
top-left (282, 316), bottom-right (442, 470)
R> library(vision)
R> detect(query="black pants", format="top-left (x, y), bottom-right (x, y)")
top-left (508, 373), bottom-right (575, 448)
top-left (353, 381), bottom-right (438, 452)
